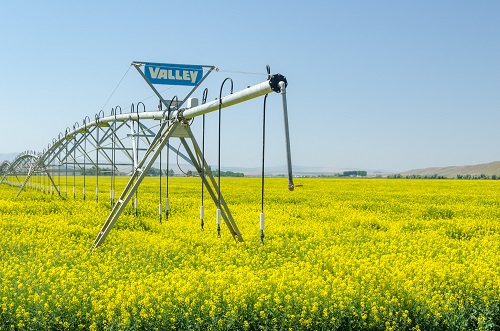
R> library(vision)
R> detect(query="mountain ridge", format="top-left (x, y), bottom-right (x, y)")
top-left (401, 161), bottom-right (500, 177)
top-left (5, 152), bottom-right (499, 177)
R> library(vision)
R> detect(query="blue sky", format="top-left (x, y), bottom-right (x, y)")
top-left (1, 1), bottom-right (499, 172)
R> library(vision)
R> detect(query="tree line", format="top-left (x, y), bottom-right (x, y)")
top-left (81, 166), bottom-right (174, 176)
top-left (388, 173), bottom-right (500, 180)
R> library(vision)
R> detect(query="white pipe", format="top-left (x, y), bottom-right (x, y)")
top-left (180, 80), bottom-right (273, 119)
top-left (61, 80), bottom-right (275, 143)
top-left (33, 78), bottom-right (278, 174)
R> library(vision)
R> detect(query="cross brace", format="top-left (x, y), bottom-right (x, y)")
top-left (91, 120), bottom-right (243, 249)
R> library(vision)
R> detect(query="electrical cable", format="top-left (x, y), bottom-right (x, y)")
top-left (65, 129), bottom-right (69, 199)
top-left (110, 106), bottom-right (119, 207)
top-left (217, 78), bottom-right (233, 238)
top-left (83, 116), bottom-right (90, 201)
top-left (72, 123), bottom-right (78, 199)
top-left (261, 94), bottom-right (268, 246)
top-left (176, 142), bottom-right (189, 176)
top-left (165, 97), bottom-right (178, 221)
top-left (215, 68), bottom-right (267, 76)
top-left (200, 88), bottom-right (208, 231)
top-left (260, 65), bottom-right (272, 245)
top-left (100, 65), bottom-right (132, 112)
top-left (95, 111), bottom-right (104, 203)
top-left (158, 100), bottom-right (163, 223)
top-left (133, 103), bottom-right (139, 217)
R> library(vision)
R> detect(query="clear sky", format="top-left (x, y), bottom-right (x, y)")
top-left (0, 1), bottom-right (499, 172)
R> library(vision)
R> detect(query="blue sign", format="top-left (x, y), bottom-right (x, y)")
top-left (144, 63), bottom-right (203, 86)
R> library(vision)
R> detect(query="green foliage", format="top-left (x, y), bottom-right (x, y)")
top-left (81, 165), bottom-right (113, 176)
top-left (147, 167), bottom-right (174, 176)
top-left (341, 170), bottom-right (367, 177)
top-left (211, 169), bottom-right (244, 177)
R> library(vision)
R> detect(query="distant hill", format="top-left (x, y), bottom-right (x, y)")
top-left (402, 161), bottom-right (500, 177)
top-left (214, 165), bottom-right (393, 177)
top-left (169, 164), bottom-right (393, 177)
top-left (0, 156), bottom-right (390, 177)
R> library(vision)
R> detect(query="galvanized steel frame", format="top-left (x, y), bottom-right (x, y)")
top-left (0, 62), bottom-right (293, 249)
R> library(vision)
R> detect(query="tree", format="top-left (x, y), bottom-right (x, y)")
top-left (147, 167), bottom-right (161, 176)
top-left (213, 169), bottom-right (244, 177)
top-left (341, 170), bottom-right (367, 177)
top-left (162, 168), bottom-right (175, 176)
top-left (82, 165), bottom-right (112, 176)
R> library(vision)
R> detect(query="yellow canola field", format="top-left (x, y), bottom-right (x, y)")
top-left (1, 177), bottom-right (500, 330)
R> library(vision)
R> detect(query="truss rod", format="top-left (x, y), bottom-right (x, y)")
top-left (91, 121), bottom-right (179, 249)
top-left (62, 75), bottom-right (285, 142)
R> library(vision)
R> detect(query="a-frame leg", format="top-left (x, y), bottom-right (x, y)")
top-left (92, 121), bottom-right (181, 249)
top-left (179, 124), bottom-right (243, 242)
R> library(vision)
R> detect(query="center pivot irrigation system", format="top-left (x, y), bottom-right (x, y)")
top-left (0, 61), bottom-right (294, 249)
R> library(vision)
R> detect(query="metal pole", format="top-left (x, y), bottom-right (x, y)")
top-left (280, 82), bottom-right (294, 191)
